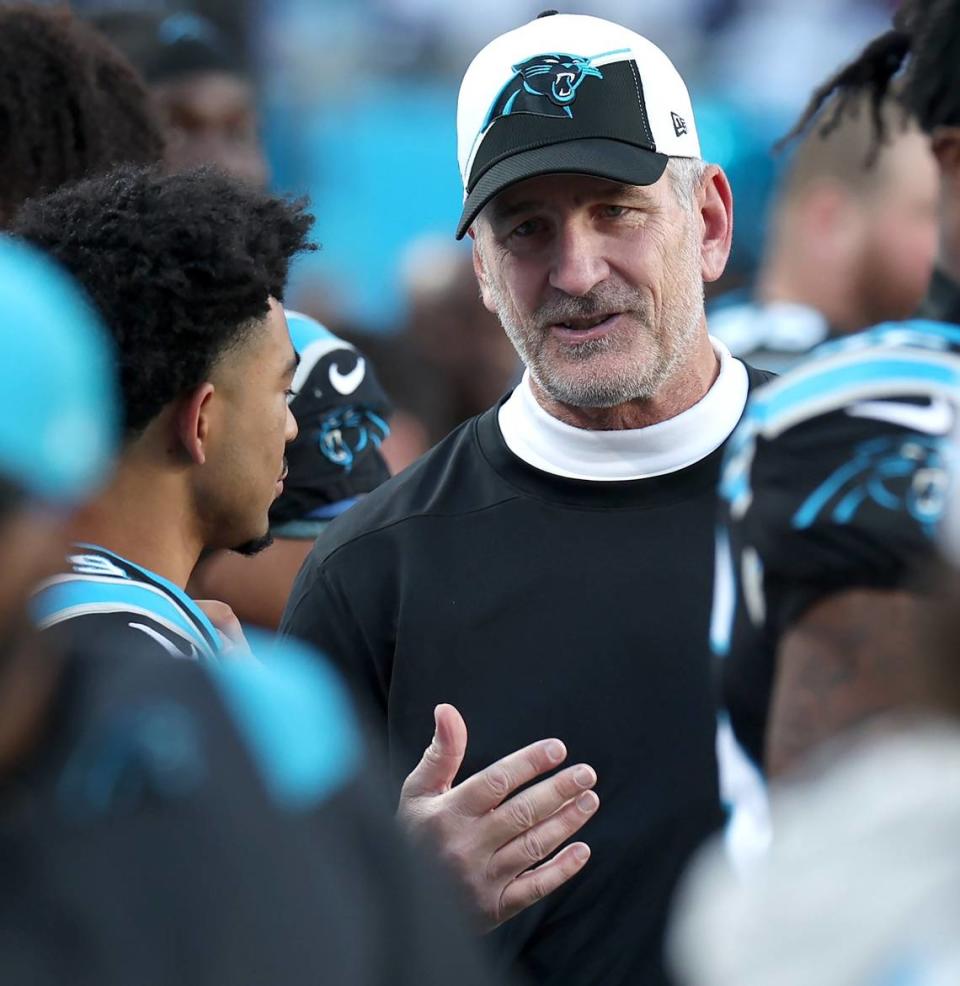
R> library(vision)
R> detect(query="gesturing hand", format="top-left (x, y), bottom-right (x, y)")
top-left (398, 703), bottom-right (599, 932)
top-left (194, 599), bottom-right (253, 660)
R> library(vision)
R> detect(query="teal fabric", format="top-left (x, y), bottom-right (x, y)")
top-left (0, 236), bottom-right (118, 502)
top-left (210, 631), bottom-right (360, 810)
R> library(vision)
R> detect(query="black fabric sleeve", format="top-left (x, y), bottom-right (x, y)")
top-left (280, 550), bottom-right (392, 733)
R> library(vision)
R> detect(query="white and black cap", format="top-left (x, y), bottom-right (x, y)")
top-left (456, 12), bottom-right (701, 239)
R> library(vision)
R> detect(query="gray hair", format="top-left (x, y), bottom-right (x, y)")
top-left (666, 157), bottom-right (708, 209)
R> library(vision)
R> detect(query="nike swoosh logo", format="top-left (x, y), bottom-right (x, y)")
top-left (846, 397), bottom-right (954, 435)
top-left (329, 357), bottom-right (366, 396)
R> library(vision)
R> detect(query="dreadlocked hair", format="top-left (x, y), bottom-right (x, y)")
top-left (779, 0), bottom-right (960, 163)
top-left (0, 4), bottom-right (164, 226)
top-left (898, 0), bottom-right (960, 136)
top-left (777, 25), bottom-right (911, 161)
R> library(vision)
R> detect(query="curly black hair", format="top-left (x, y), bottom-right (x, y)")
top-left (13, 165), bottom-right (316, 436)
top-left (0, 5), bottom-right (165, 226)
top-left (781, 0), bottom-right (960, 157)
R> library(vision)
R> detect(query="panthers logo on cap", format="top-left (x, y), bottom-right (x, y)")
top-left (486, 52), bottom-right (603, 123)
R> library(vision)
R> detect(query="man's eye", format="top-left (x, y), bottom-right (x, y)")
top-left (601, 205), bottom-right (628, 219)
top-left (285, 388), bottom-right (299, 400)
top-left (511, 219), bottom-right (543, 238)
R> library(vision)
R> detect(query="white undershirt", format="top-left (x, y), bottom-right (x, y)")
top-left (497, 337), bottom-right (750, 481)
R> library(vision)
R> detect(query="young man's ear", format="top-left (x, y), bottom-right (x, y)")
top-left (698, 164), bottom-right (734, 284)
top-left (175, 382), bottom-right (216, 465)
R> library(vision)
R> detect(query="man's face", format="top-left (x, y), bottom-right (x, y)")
top-left (155, 71), bottom-right (269, 188)
top-left (196, 299), bottom-right (298, 553)
top-left (473, 172), bottom-right (707, 409)
top-left (855, 129), bottom-right (939, 327)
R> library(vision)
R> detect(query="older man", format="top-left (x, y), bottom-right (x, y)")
top-left (282, 13), bottom-right (769, 985)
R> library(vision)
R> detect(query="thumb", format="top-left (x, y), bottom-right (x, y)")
top-left (400, 704), bottom-right (468, 800)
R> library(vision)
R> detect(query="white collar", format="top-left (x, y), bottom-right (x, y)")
top-left (497, 338), bottom-right (749, 481)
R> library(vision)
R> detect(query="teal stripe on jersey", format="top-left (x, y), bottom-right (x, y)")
top-left (32, 579), bottom-right (216, 658)
top-left (73, 542), bottom-right (220, 649)
top-left (812, 318), bottom-right (960, 359)
top-left (752, 354), bottom-right (960, 435)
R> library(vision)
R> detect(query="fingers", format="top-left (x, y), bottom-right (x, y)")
top-left (195, 598), bottom-right (249, 655)
top-left (497, 842), bottom-right (592, 927)
top-left (485, 763), bottom-right (597, 851)
top-left (400, 704), bottom-right (469, 800)
top-left (446, 737), bottom-right (569, 816)
top-left (488, 787), bottom-right (599, 879)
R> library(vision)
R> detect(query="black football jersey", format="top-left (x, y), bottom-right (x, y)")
top-left (713, 319), bottom-right (960, 763)
top-left (31, 543), bottom-right (222, 661)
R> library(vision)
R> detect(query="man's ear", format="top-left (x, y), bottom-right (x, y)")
top-left (932, 129), bottom-right (960, 190)
top-left (471, 229), bottom-right (499, 315)
top-left (698, 164), bottom-right (734, 284)
top-left (175, 382), bottom-right (215, 466)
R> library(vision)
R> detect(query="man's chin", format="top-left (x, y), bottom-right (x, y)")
top-left (229, 532), bottom-right (275, 557)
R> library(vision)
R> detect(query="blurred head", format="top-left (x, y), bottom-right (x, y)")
top-left (770, 93), bottom-right (938, 331)
top-left (456, 14), bottom-right (731, 409)
top-left (784, 0), bottom-right (960, 280)
top-left (13, 166), bottom-right (313, 555)
top-left (91, 11), bottom-right (268, 186)
top-left (0, 4), bottom-right (164, 227)
top-left (0, 236), bottom-right (117, 647)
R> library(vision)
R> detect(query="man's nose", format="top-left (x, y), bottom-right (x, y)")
top-left (548, 221), bottom-right (609, 297)
top-left (285, 404), bottom-right (299, 443)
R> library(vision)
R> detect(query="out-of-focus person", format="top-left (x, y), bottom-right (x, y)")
top-left (189, 312), bottom-right (393, 629)
top-left (398, 237), bottom-right (520, 445)
top-left (0, 234), bottom-right (505, 986)
top-left (671, 600), bottom-right (960, 986)
top-left (708, 0), bottom-right (960, 780)
top-left (90, 9), bottom-right (268, 186)
top-left (0, 3), bottom-right (164, 227)
top-left (19, 165), bottom-right (312, 659)
top-left (667, 8), bottom-right (960, 977)
top-left (711, 92), bottom-right (939, 372)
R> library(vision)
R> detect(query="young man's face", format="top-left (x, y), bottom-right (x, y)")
top-left (472, 171), bottom-right (709, 410)
top-left (196, 299), bottom-right (298, 553)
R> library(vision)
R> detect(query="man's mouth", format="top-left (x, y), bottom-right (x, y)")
top-left (555, 312), bottom-right (618, 331)
top-left (550, 312), bottom-right (622, 341)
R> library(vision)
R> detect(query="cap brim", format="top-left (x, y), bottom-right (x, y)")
top-left (455, 138), bottom-right (668, 239)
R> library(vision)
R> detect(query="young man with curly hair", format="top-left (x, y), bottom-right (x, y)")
top-left (17, 164), bottom-right (313, 659)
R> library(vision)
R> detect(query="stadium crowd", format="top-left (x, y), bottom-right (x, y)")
top-left (2, 1), bottom-right (960, 985)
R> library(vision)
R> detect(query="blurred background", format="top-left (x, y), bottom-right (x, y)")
top-left (49, 0), bottom-right (900, 464)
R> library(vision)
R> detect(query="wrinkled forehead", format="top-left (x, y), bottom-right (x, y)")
top-left (483, 173), bottom-right (663, 221)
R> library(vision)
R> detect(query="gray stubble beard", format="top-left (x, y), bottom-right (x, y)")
top-left (483, 224), bottom-right (706, 411)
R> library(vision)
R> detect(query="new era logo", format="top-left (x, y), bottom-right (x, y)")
top-left (671, 111), bottom-right (688, 137)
